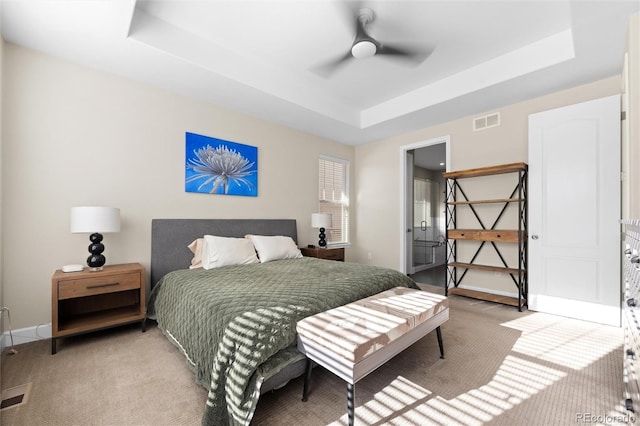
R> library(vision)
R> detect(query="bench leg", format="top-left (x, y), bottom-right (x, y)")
top-left (347, 382), bottom-right (355, 426)
top-left (436, 326), bottom-right (445, 359)
top-left (302, 358), bottom-right (312, 402)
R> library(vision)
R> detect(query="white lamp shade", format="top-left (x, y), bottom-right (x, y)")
top-left (71, 207), bottom-right (121, 233)
top-left (311, 213), bottom-right (331, 229)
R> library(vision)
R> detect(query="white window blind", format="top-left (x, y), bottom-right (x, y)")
top-left (319, 156), bottom-right (349, 245)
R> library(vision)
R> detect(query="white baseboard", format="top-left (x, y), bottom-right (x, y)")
top-left (529, 294), bottom-right (621, 327)
top-left (1, 324), bottom-right (51, 352)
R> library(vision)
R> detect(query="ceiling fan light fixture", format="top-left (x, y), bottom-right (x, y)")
top-left (351, 40), bottom-right (377, 59)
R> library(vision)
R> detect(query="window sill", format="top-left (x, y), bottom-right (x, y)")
top-left (326, 243), bottom-right (351, 249)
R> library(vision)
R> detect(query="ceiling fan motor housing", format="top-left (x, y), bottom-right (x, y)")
top-left (351, 40), bottom-right (377, 58)
top-left (351, 8), bottom-right (377, 59)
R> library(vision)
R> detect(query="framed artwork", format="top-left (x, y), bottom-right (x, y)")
top-left (185, 132), bottom-right (258, 196)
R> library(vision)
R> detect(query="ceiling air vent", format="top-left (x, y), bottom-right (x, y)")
top-left (473, 112), bottom-right (501, 131)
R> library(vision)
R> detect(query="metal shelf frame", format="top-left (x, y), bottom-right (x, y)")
top-left (444, 163), bottom-right (528, 311)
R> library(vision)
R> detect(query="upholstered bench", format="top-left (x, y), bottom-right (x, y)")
top-left (296, 287), bottom-right (449, 425)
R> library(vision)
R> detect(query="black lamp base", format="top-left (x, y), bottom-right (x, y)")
top-left (318, 227), bottom-right (327, 247)
top-left (87, 233), bottom-right (106, 272)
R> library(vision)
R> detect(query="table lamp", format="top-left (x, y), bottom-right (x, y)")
top-left (311, 213), bottom-right (331, 247)
top-left (71, 206), bottom-right (121, 271)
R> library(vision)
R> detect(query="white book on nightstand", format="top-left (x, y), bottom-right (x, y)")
top-left (61, 264), bottom-right (84, 273)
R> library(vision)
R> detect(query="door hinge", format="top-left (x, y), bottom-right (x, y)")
top-left (622, 111), bottom-right (627, 121)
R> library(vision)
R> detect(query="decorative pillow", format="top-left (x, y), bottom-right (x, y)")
top-left (187, 238), bottom-right (204, 269)
top-left (245, 235), bottom-right (303, 263)
top-left (201, 235), bottom-right (260, 269)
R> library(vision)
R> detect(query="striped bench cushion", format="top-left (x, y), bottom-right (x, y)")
top-left (297, 287), bottom-right (448, 364)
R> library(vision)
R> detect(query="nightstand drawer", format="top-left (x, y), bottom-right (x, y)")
top-left (58, 273), bottom-right (140, 300)
top-left (301, 247), bottom-right (345, 261)
top-left (322, 250), bottom-right (345, 260)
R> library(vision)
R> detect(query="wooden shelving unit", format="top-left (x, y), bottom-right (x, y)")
top-left (443, 162), bottom-right (528, 311)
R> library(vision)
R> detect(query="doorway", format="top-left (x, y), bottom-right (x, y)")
top-left (400, 137), bottom-right (449, 286)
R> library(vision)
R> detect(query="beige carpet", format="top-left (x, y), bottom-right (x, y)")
top-left (1, 286), bottom-right (630, 426)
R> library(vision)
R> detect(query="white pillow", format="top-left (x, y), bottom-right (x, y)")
top-left (187, 238), bottom-right (205, 269)
top-left (201, 235), bottom-right (259, 270)
top-left (245, 235), bottom-right (303, 263)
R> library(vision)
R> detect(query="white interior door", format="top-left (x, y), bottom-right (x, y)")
top-left (528, 95), bottom-right (621, 326)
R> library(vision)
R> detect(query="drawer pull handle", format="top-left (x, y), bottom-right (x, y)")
top-left (625, 248), bottom-right (633, 255)
top-left (86, 282), bottom-right (119, 290)
top-left (628, 298), bottom-right (637, 307)
top-left (628, 349), bottom-right (636, 357)
top-left (632, 256), bottom-right (640, 264)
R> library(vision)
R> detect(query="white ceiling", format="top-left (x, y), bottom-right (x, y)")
top-left (1, 1), bottom-right (638, 145)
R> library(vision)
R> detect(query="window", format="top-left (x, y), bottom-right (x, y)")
top-left (319, 155), bottom-right (349, 245)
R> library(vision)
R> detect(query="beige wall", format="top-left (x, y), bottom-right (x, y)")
top-left (353, 75), bottom-right (622, 289)
top-left (1, 43), bottom-right (354, 330)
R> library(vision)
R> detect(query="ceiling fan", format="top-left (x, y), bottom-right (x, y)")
top-left (313, 6), bottom-right (433, 78)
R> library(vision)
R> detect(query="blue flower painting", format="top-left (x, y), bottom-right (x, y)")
top-left (185, 132), bottom-right (258, 196)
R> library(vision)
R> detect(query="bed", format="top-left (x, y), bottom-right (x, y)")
top-left (147, 219), bottom-right (418, 426)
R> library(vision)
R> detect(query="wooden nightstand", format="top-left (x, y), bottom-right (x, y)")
top-left (300, 247), bottom-right (345, 262)
top-left (51, 263), bottom-right (146, 354)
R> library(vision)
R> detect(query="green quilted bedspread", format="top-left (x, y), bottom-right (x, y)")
top-left (147, 257), bottom-right (417, 426)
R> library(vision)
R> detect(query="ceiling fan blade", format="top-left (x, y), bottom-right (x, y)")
top-left (311, 51), bottom-right (354, 78)
top-left (309, 2), bottom-right (364, 78)
top-left (377, 44), bottom-right (435, 64)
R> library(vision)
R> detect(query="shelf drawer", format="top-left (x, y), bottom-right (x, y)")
top-left (447, 229), bottom-right (480, 240)
top-left (448, 229), bottom-right (523, 242)
top-left (58, 273), bottom-right (140, 300)
top-left (478, 230), bottom-right (523, 242)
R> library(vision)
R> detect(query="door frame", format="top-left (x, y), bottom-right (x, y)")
top-left (399, 136), bottom-right (450, 275)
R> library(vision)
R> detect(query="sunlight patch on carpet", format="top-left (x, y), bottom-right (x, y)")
top-left (328, 376), bottom-right (432, 425)
top-left (500, 312), bottom-right (622, 369)
top-left (328, 355), bottom-right (566, 425)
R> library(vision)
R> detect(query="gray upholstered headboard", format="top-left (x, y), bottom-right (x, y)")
top-left (150, 219), bottom-right (298, 287)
